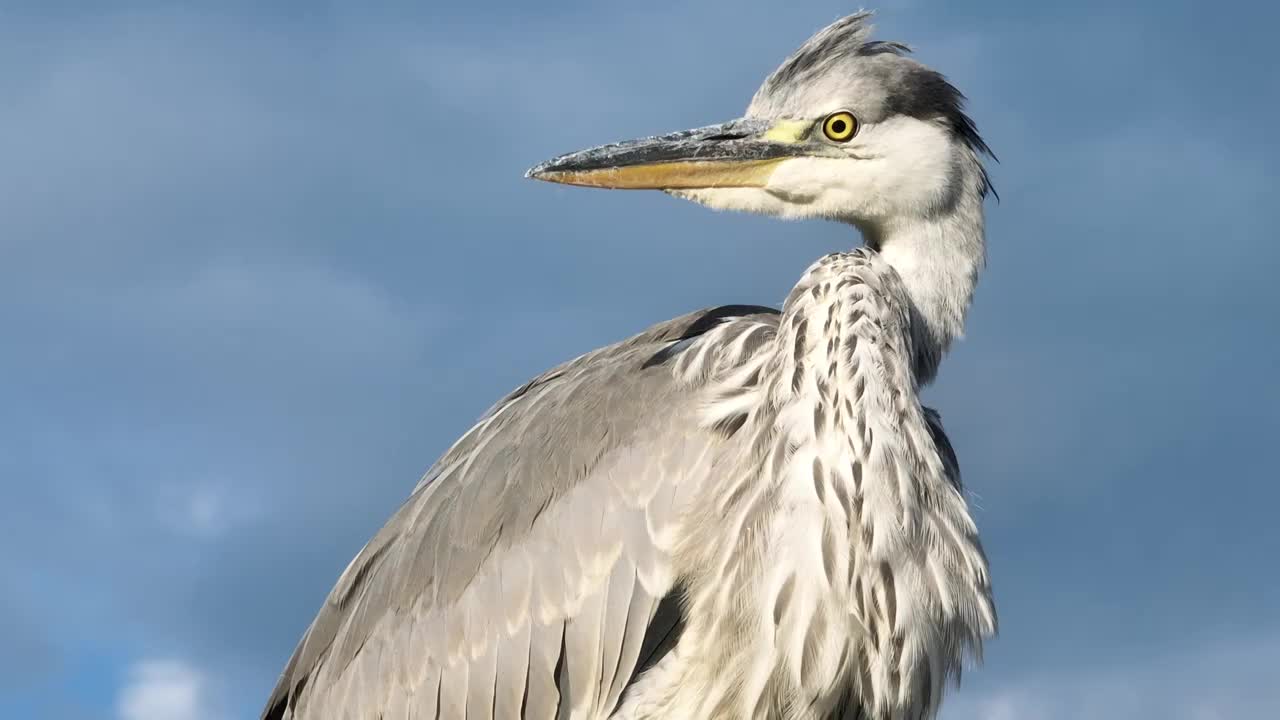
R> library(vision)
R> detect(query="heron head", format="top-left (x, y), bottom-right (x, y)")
top-left (527, 12), bottom-right (994, 229)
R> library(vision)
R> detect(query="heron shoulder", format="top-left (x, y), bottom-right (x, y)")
top-left (262, 304), bottom-right (780, 720)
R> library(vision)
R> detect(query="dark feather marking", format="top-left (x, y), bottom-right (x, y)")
top-left (641, 304), bottom-right (779, 368)
top-left (774, 574), bottom-right (796, 626)
top-left (771, 442), bottom-right (789, 486)
top-left (520, 647), bottom-right (530, 718)
top-left (812, 457), bottom-right (826, 503)
top-left (844, 334), bottom-right (859, 362)
top-left (492, 650), bottom-right (501, 720)
top-left (881, 563), bottom-right (898, 632)
top-left (920, 661), bottom-right (933, 715)
top-left (671, 304), bottom-right (779, 342)
top-left (434, 673), bottom-right (444, 720)
top-left (822, 522), bottom-right (839, 585)
top-left (832, 471), bottom-right (852, 513)
top-left (857, 645), bottom-right (875, 698)
top-left (924, 409), bottom-right (963, 491)
top-left (740, 329), bottom-right (773, 363)
top-left (336, 540), bottom-right (395, 609)
top-left (831, 672), bottom-right (856, 719)
top-left (802, 609), bottom-right (829, 679)
top-left (262, 676), bottom-right (296, 720)
top-left (554, 623), bottom-right (568, 714)
top-left (631, 589), bottom-right (685, 684)
top-left (713, 413), bottom-right (748, 438)
top-left (847, 541), bottom-right (858, 589)
top-left (870, 575), bottom-right (883, 619)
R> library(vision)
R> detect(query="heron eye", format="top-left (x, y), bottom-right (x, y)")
top-left (822, 111), bottom-right (858, 142)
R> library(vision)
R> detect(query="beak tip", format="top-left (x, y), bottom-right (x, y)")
top-left (525, 162), bottom-right (556, 182)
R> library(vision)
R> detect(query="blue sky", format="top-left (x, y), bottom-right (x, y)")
top-left (2, 1), bottom-right (1278, 718)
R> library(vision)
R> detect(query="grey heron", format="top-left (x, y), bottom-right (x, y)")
top-left (264, 11), bottom-right (996, 720)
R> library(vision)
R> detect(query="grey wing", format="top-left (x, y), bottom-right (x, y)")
top-left (262, 305), bottom-right (779, 720)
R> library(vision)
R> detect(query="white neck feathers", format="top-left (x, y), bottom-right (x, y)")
top-left (860, 173), bottom-right (987, 384)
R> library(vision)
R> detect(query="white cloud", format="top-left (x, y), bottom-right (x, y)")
top-left (118, 658), bottom-right (223, 720)
top-left (964, 688), bottom-right (1055, 720)
top-left (948, 632), bottom-right (1280, 720)
top-left (184, 485), bottom-right (230, 538)
top-left (153, 480), bottom-right (262, 541)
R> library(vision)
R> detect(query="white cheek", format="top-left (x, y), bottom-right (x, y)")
top-left (855, 118), bottom-right (955, 214)
top-left (764, 157), bottom-right (883, 220)
top-left (764, 158), bottom-right (847, 204)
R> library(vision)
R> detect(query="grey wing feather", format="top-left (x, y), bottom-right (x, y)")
top-left (262, 305), bottom-right (779, 720)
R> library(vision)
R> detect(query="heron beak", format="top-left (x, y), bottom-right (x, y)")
top-left (525, 118), bottom-right (819, 190)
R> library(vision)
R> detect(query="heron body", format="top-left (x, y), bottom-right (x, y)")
top-left (265, 13), bottom-right (997, 720)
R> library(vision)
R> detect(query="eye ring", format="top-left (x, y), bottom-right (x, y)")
top-left (822, 111), bottom-right (858, 142)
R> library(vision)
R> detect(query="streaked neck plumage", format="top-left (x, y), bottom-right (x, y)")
top-left (855, 162), bottom-right (987, 385)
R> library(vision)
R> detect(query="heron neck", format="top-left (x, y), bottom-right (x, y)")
top-left (858, 193), bottom-right (986, 385)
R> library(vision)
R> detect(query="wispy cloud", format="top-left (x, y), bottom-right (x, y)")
top-left (117, 659), bottom-right (223, 720)
top-left (152, 479), bottom-right (262, 540)
top-left (950, 632), bottom-right (1280, 720)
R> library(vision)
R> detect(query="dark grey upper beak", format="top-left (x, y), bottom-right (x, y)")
top-left (527, 117), bottom-right (819, 185)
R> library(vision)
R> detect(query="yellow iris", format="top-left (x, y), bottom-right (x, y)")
top-left (822, 111), bottom-right (858, 142)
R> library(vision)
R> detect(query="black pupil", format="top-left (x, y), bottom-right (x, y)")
top-left (830, 119), bottom-right (847, 134)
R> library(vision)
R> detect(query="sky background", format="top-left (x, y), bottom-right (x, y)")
top-left (2, 1), bottom-right (1278, 718)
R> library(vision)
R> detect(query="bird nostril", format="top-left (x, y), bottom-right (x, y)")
top-left (703, 133), bottom-right (749, 142)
